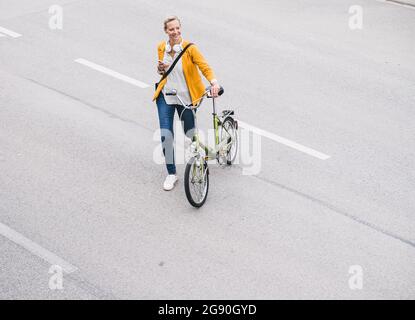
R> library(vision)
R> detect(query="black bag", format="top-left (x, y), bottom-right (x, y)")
top-left (155, 43), bottom-right (193, 91)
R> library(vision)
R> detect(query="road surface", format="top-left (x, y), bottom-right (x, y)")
top-left (0, 0), bottom-right (414, 299)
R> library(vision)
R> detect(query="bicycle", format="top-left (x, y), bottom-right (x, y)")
top-left (165, 86), bottom-right (238, 207)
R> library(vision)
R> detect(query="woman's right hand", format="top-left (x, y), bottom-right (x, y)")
top-left (157, 60), bottom-right (169, 74)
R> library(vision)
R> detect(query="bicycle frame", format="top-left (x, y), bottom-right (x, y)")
top-left (173, 90), bottom-right (233, 162)
top-left (171, 87), bottom-right (237, 207)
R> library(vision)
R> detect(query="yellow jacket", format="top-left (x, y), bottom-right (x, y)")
top-left (153, 40), bottom-right (216, 105)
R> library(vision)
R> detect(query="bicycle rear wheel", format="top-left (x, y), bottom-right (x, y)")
top-left (221, 117), bottom-right (238, 165)
top-left (184, 156), bottom-right (209, 207)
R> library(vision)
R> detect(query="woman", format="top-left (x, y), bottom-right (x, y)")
top-left (153, 16), bottom-right (221, 191)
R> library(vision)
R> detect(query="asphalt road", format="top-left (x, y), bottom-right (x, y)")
top-left (0, 0), bottom-right (414, 299)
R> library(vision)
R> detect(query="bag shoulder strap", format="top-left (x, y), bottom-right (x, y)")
top-left (159, 43), bottom-right (194, 83)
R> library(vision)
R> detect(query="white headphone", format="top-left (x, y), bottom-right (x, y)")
top-left (165, 40), bottom-right (183, 53)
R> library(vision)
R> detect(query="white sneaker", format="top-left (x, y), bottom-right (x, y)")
top-left (163, 174), bottom-right (178, 191)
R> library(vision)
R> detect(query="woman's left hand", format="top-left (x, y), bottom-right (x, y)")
top-left (211, 82), bottom-right (220, 98)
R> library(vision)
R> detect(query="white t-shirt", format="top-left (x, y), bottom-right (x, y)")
top-left (162, 49), bottom-right (192, 106)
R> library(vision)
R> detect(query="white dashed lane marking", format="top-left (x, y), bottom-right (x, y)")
top-left (75, 58), bottom-right (149, 88)
top-left (0, 26), bottom-right (22, 38)
top-left (238, 120), bottom-right (331, 160)
top-left (0, 222), bottom-right (78, 274)
top-left (73, 59), bottom-right (330, 159)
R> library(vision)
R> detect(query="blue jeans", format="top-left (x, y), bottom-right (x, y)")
top-left (156, 93), bottom-right (195, 175)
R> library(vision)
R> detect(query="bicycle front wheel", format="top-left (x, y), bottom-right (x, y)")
top-left (184, 156), bottom-right (209, 208)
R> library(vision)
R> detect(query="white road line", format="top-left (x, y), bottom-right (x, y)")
top-left (75, 58), bottom-right (149, 88)
top-left (238, 120), bottom-right (331, 160)
top-left (0, 222), bottom-right (78, 274)
top-left (0, 26), bottom-right (22, 38)
top-left (73, 58), bottom-right (329, 160)
top-left (375, 0), bottom-right (415, 10)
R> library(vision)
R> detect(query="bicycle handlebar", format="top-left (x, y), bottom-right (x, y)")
top-left (206, 85), bottom-right (224, 97)
top-left (165, 86), bottom-right (224, 110)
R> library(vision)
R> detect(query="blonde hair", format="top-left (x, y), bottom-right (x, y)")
top-left (163, 16), bottom-right (181, 31)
